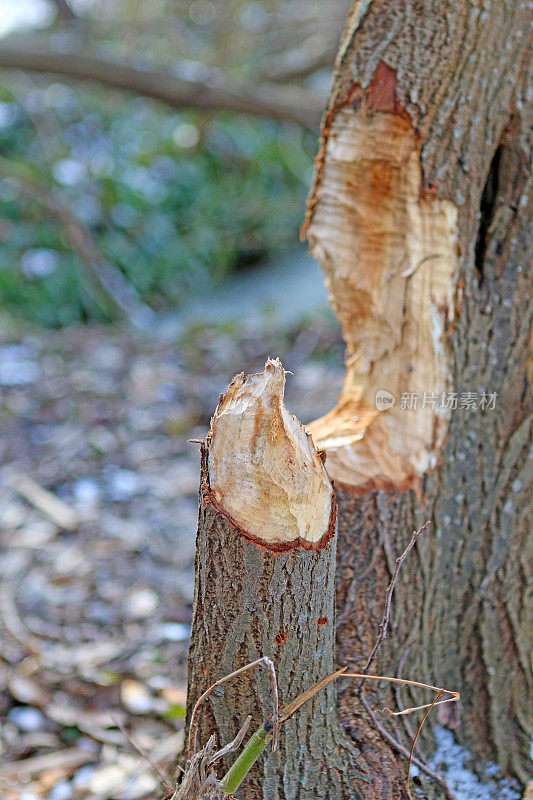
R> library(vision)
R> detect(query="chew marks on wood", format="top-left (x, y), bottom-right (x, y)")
top-left (206, 358), bottom-right (336, 552)
top-left (304, 63), bottom-right (459, 493)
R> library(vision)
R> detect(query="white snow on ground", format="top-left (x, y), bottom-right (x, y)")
top-left (430, 726), bottom-right (523, 800)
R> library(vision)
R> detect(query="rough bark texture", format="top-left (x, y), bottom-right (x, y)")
top-left (186, 365), bottom-right (364, 799)
top-left (303, 0), bottom-right (532, 793)
top-left (186, 462), bottom-right (364, 799)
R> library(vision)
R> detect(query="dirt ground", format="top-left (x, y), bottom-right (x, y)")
top-left (0, 311), bottom-right (344, 800)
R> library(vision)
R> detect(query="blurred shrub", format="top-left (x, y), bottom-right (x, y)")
top-left (0, 80), bottom-right (316, 327)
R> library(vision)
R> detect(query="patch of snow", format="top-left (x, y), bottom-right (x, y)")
top-left (430, 726), bottom-right (522, 800)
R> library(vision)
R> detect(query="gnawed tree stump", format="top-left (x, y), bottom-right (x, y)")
top-left (186, 359), bottom-right (364, 800)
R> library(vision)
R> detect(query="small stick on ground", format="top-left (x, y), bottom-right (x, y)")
top-left (11, 470), bottom-right (78, 530)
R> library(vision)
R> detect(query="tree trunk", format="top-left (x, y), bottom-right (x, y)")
top-left (303, 0), bottom-right (532, 793)
top-left (185, 2), bottom-right (532, 798)
top-left (186, 361), bottom-right (364, 799)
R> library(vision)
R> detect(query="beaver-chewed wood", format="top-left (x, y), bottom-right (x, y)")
top-left (185, 360), bottom-right (363, 800)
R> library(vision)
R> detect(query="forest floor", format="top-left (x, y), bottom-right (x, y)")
top-left (0, 280), bottom-right (345, 800)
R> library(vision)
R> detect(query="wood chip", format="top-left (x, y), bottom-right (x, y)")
top-left (8, 669), bottom-right (51, 707)
top-left (0, 748), bottom-right (95, 781)
top-left (10, 472), bottom-right (78, 530)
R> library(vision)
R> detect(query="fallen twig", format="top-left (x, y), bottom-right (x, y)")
top-left (10, 471), bottom-right (78, 530)
top-left (0, 580), bottom-right (41, 655)
top-left (0, 747), bottom-right (95, 781)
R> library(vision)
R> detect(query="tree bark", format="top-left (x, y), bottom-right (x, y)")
top-left (185, 2), bottom-right (531, 798)
top-left (303, 0), bottom-right (532, 793)
top-left (186, 361), bottom-right (364, 799)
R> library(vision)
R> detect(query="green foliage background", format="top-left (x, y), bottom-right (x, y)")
top-left (0, 80), bottom-right (316, 327)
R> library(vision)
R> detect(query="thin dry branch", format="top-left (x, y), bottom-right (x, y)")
top-left (0, 40), bottom-right (322, 127)
top-left (344, 673), bottom-right (459, 712)
top-left (407, 690), bottom-right (445, 800)
top-left (188, 656), bottom-right (279, 759)
top-left (210, 715), bottom-right (252, 765)
top-left (358, 521), bottom-right (431, 692)
top-left (277, 666), bottom-right (348, 724)
top-left (358, 694), bottom-right (458, 800)
top-left (396, 646), bottom-right (419, 745)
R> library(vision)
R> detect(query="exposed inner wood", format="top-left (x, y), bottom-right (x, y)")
top-left (207, 358), bottom-right (335, 550)
top-left (307, 105), bottom-right (458, 492)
